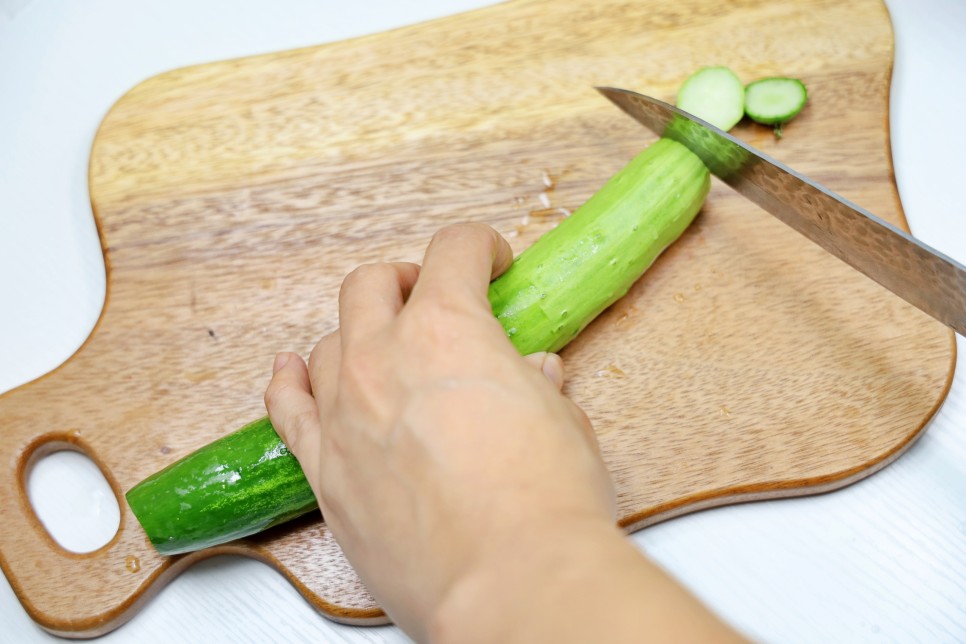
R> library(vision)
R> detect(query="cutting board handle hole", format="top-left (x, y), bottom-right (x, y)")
top-left (25, 445), bottom-right (121, 554)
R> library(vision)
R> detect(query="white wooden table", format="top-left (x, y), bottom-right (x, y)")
top-left (1, 1), bottom-right (964, 641)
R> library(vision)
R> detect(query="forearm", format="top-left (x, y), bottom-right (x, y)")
top-left (430, 517), bottom-right (745, 643)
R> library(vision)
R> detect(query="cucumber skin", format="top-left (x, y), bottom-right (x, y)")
top-left (126, 138), bottom-right (710, 555)
top-left (126, 416), bottom-right (318, 554)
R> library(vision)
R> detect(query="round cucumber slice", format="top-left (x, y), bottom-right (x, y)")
top-left (744, 77), bottom-right (808, 125)
top-left (676, 66), bottom-right (745, 132)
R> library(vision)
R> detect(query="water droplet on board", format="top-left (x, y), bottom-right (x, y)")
top-left (595, 364), bottom-right (626, 378)
top-left (541, 170), bottom-right (557, 189)
top-left (719, 405), bottom-right (732, 418)
top-left (673, 293), bottom-right (686, 303)
top-left (125, 556), bottom-right (140, 573)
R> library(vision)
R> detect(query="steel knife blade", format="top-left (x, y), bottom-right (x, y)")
top-left (597, 86), bottom-right (966, 337)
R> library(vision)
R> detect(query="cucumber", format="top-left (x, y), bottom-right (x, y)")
top-left (744, 77), bottom-right (807, 125)
top-left (126, 138), bottom-right (711, 555)
top-left (489, 138), bottom-right (710, 355)
top-left (744, 77), bottom-right (807, 138)
top-left (676, 66), bottom-right (745, 132)
top-left (125, 417), bottom-right (318, 554)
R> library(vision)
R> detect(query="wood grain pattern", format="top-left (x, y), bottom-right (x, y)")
top-left (0, 0), bottom-right (955, 636)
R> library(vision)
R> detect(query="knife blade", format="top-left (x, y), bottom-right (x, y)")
top-left (596, 86), bottom-right (966, 337)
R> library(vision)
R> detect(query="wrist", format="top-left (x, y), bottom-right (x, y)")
top-left (426, 516), bottom-right (745, 643)
top-left (426, 513), bottom-right (625, 643)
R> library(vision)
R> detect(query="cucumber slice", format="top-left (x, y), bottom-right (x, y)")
top-left (676, 66), bottom-right (745, 132)
top-left (744, 77), bottom-right (807, 125)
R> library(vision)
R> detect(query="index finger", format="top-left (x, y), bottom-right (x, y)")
top-left (408, 223), bottom-right (514, 308)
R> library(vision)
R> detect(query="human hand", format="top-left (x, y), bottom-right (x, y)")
top-left (264, 223), bottom-right (617, 639)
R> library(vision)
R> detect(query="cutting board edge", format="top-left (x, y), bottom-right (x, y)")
top-left (86, 0), bottom-right (520, 203)
top-left (19, 541), bottom-right (392, 639)
top-left (621, 350), bottom-right (956, 534)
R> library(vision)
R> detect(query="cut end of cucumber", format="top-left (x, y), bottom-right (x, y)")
top-left (676, 66), bottom-right (745, 132)
top-left (744, 77), bottom-right (807, 125)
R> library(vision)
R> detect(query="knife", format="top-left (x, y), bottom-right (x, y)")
top-left (597, 86), bottom-right (966, 337)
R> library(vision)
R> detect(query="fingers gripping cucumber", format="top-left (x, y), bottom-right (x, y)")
top-left (126, 138), bottom-right (711, 555)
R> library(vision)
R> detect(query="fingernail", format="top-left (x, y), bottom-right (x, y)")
top-left (273, 352), bottom-right (291, 374)
top-left (542, 353), bottom-right (564, 390)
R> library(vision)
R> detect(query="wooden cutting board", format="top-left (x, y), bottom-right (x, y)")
top-left (0, 0), bottom-right (955, 636)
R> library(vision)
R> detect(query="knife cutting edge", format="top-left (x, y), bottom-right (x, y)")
top-left (596, 86), bottom-right (966, 337)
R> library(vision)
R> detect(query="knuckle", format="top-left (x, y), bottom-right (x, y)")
top-left (263, 379), bottom-right (289, 411)
top-left (431, 222), bottom-right (494, 247)
top-left (339, 345), bottom-right (382, 391)
top-left (414, 282), bottom-right (474, 316)
top-left (403, 304), bottom-right (468, 353)
top-left (431, 223), bottom-right (465, 244)
top-left (426, 295), bottom-right (478, 325)
top-left (282, 408), bottom-right (319, 454)
top-left (265, 380), bottom-right (311, 423)
top-left (309, 332), bottom-right (338, 370)
top-left (341, 262), bottom-right (394, 292)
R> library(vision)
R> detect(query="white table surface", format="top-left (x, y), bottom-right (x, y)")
top-left (1, 0), bottom-right (964, 641)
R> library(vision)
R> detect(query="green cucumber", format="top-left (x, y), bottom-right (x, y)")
top-left (744, 77), bottom-right (807, 138)
top-left (744, 77), bottom-right (807, 125)
top-left (676, 66), bottom-right (745, 132)
top-left (126, 138), bottom-right (711, 555)
top-left (125, 417), bottom-right (317, 554)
